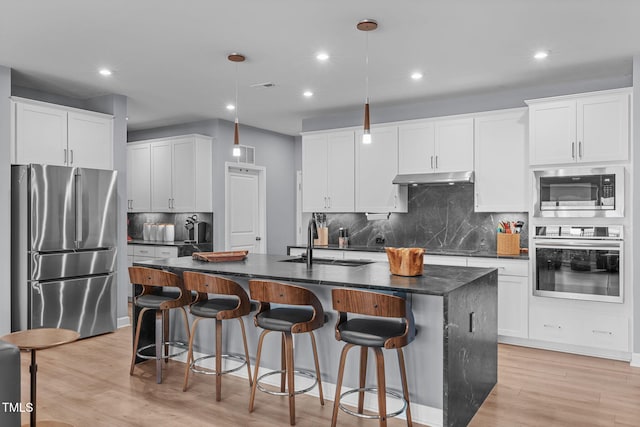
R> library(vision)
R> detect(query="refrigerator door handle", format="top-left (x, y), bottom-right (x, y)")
top-left (75, 172), bottom-right (83, 247)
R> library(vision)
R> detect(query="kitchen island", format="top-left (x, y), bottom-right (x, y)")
top-left (134, 254), bottom-right (498, 427)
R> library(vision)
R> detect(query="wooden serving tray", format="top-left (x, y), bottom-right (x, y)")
top-left (192, 250), bottom-right (249, 262)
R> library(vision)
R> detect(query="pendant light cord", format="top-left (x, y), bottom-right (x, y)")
top-left (365, 31), bottom-right (369, 104)
top-left (235, 61), bottom-right (239, 124)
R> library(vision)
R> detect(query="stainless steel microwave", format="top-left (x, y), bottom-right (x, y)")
top-left (533, 166), bottom-right (624, 218)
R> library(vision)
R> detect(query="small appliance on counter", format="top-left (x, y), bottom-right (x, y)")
top-left (185, 214), bottom-right (206, 243)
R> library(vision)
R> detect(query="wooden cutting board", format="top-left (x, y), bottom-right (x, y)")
top-left (192, 250), bottom-right (249, 262)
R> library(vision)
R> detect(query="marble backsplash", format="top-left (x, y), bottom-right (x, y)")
top-left (321, 184), bottom-right (528, 252)
top-left (128, 212), bottom-right (213, 243)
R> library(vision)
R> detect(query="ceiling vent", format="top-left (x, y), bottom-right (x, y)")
top-left (234, 145), bottom-right (255, 164)
top-left (250, 82), bottom-right (276, 88)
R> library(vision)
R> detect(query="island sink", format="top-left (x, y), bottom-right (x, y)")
top-left (279, 257), bottom-right (373, 267)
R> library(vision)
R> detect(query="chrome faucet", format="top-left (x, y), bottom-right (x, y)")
top-left (306, 215), bottom-right (318, 268)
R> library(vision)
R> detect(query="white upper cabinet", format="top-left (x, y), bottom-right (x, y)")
top-left (11, 97), bottom-right (113, 169)
top-left (126, 143), bottom-right (151, 212)
top-left (398, 117), bottom-right (474, 174)
top-left (528, 89), bottom-right (630, 166)
top-left (474, 109), bottom-right (528, 212)
top-left (355, 126), bottom-right (407, 212)
top-left (130, 134), bottom-right (212, 213)
top-left (302, 131), bottom-right (355, 212)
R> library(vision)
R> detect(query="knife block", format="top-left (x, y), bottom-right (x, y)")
top-left (314, 227), bottom-right (329, 246)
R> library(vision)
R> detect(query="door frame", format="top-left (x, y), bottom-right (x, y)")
top-left (224, 162), bottom-right (267, 253)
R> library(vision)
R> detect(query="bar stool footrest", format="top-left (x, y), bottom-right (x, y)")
top-left (190, 352), bottom-right (247, 375)
top-left (338, 387), bottom-right (407, 420)
top-left (136, 341), bottom-right (188, 360)
top-left (256, 369), bottom-right (317, 396)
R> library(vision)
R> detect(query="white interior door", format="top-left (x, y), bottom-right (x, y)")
top-left (226, 165), bottom-right (266, 253)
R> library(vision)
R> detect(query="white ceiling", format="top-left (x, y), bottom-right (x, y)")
top-left (2, 0), bottom-right (639, 136)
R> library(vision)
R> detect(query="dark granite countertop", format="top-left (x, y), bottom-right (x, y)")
top-left (287, 244), bottom-right (529, 261)
top-left (135, 253), bottom-right (496, 296)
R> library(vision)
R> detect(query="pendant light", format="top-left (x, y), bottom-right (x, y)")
top-left (358, 19), bottom-right (377, 144)
top-left (228, 53), bottom-right (245, 157)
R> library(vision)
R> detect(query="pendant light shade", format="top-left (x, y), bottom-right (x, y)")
top-left (358, 19), bottom-right (377, 144)
top-left (228, 53), bottom-right (245, 157)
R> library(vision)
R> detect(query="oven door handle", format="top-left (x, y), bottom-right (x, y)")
top-left (534, 239), bottom-right (622, 249)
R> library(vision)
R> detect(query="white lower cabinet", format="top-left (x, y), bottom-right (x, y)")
top-left (529, 303), bottom-right (629, 352)
top-left (467, 258), bottom-right (529, 339)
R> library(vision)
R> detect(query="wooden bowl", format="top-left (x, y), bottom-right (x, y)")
top-left (385, 247), bottom-right (425, 276)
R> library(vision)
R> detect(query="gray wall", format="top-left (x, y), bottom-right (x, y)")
top-left (84, 94), bottom-right (129, 326)
top-left (0, 66), bottom-right (11, 334)
top-left (633, 56), bottom-right (639, 356)
top-left (128, 119), bottom-right (297, 255)
top-left (302, 75), bottom-right (632, 132)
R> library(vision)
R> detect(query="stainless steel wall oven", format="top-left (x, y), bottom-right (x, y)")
top-left (533, 166), bottom-right (624, 218)
top-left (533, 225), bottom-right (623, 303)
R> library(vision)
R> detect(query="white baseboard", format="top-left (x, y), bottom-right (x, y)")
top-left (173, 348), bottom-right (443, 427)
top-left (498, 335), bottom-right (631, 362)
top-left (117, 316), bottom-right (130, 329)
top-left (631, 353), bottom-right (640, 367)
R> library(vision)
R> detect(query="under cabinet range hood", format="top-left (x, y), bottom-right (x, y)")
top-left (392, 171), bottom-right (474, 185)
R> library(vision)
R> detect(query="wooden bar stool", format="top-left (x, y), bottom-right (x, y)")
top-left (331, 288), bottom-right (416, 427)
top-left (182, 271), bottom-right (254, 401)
top-left (248, 280), bottom-right (325, 425)
top-left (129, 266), bottom-right (191, 384)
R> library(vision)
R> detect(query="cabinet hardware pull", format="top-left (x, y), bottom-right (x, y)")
top-left (469, 312), bottom-right (475, 333)
top-left (328, 197), bottom-right (331, 208)
top-left (430, 156), bottom-right (434, 169)
top-left (592, 330), bottom-right (612, 335)
top-left (578, 141), bottom-right (582, 159)
top-left (70, 149), bottom-right (74, 165)
top-left (571, 142), bottom-right (575, 159)
top-left (543, 324), bottom-right (561, 329)
top-left (64, 148), bottom-right (68, 164)
top-left (168, 198), bottom-right (171, 209)
top-left (435, 155), bottom-right (438, 169)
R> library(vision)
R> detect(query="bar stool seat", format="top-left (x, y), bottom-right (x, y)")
top-left (248, 280), bottom-right (326, 425)
top-left (337, 318), bottom-right (407, 348)
top-left (182, 272), bottom-right (254, 402)
top-left (135, 294), bottom-right (179, 309)
top-left (331, 288), bottom-right (416, 427)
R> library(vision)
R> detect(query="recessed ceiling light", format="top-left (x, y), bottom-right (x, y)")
top-left (226, 104), bottom-right (235, 111)
top-left (534, 50), bottom-right (549, 60)
top-left (316, 52), bottom-right (329, 61)
top-left (98, 68), bottom-right (112, 76)
top-left (303, 91), bottom-right (313, 97)
top-left (411, 72), bottom-right (423, 80)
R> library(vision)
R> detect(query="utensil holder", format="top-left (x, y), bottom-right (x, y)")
top-left (497, 233), bottom-right (520, 255)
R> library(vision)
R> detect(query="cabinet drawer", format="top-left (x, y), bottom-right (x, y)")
top-left (424, 255), bottom-right (467, 267)
top-left (529, 304), bottom-right (577, 344)
top-left (155, 246), bottom-right (178, 258)
top-left (467, 258), bottom-right (528, 276)
top-left (581, 314), bottom-right (628, 352)
top-left (343, 251), bottom-right (387, 262)
top-left (132, 245), bottom-right (154, 257)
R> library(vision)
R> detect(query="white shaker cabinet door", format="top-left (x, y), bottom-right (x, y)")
top-left (398, 121), bottom-right (435, 174)
top-left (14, 101), bottom-right (68, 166)
top-left (434, 117), bottom-right (474, 173)
top-left (67, 111), bottom-right (113, 170)
top-left (529, 100), bottom-right (577, 165)
top-left (326, 131), bottom-right (355, 212)
top-left (127, 143), bottom-right (151, 212)
top-left (474, 109), bottom-right (527, 212)
top-left (302, 134), bottom-right (329, 212)
top-left (170, 137), bottom-right (196, 212)
top-left (150, 141), bottom-right (173, 211)
top-left (577, 93), bottom-right (629, 163)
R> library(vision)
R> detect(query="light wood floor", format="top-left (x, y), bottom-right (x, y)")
top-left (14, 325), bottom-right (640, 426)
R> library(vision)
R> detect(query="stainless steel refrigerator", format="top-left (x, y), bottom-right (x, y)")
top-left (11, 164), bottom-right (118, 338)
